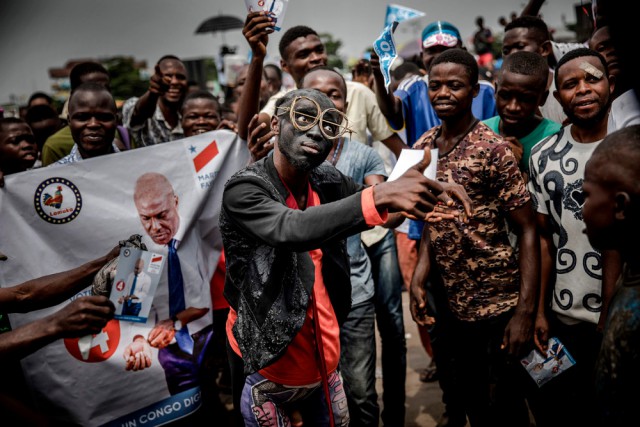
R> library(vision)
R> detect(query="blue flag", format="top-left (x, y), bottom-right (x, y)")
top-left (384, 3), bottom-right (426, 27)
top-left (373, 21), bottom-right (399, 92)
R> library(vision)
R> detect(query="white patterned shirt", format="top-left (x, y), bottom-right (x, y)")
top-left (528, 125), bottom-right (603, 325)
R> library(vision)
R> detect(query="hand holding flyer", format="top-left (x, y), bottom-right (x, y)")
top-left (521, 337), bottom-right (576, 387)
top-left (109, 247), bottom-right (165, 323)
top-left (244, 0), bottom-right (289, 31)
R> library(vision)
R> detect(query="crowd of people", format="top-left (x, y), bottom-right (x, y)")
top-left (1, 0), bottom-right (640, 426)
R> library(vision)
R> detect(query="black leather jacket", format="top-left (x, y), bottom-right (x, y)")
top-left (220, 156), bottom-right (370, 374)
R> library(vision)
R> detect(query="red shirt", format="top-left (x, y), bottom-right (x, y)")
top-left (210, 250), bottom-right (230, 311)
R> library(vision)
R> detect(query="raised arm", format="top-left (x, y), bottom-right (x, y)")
top-left (0, 296), bottom-right (115, 362)
top-left (370, 51), bottom-right (405, 130)
top-left (224, 149), bottom-right (446, 251)
top-left (0, 247), bottom-right (118, 313)
top-left (126, 65), bottom-right (169, 129)
top-left (520, 0), bottom-right (546, 17)
top-left (237, 12), bottom-right (275, 141)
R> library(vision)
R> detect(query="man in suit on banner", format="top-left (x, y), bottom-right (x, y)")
top-left (124, 172), bottom-right (212, 396)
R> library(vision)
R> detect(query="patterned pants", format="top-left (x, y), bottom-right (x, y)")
top-left (240, 370), bottom-right (349, 427)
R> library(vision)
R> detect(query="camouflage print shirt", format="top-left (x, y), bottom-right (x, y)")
top-left (414, 122), bottom-right (530, 321)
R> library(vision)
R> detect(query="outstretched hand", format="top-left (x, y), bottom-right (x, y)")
top-left (374, 148), bottom-right (473, 220)
top-left (374, 148), bottom-right (438, 219)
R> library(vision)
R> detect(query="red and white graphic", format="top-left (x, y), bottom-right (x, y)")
top-left (115, 280), bottom-right (125, 292)
top-left (147, 253), bottom-right (164, 274)
top-left (193, 140), bottom-right (219, 173)
top-left (64, 319), bottom-right (120, 363)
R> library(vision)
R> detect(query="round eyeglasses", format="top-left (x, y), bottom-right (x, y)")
top-left (276, 96), bottom-right (353, 140)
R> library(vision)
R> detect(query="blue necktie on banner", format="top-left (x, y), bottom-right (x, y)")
top-left (374, 21), bottom-right (399, 93)
top-left (384, 3), bottom-right (426, 27)
top-left (168, 239), bottom-right (194, 355)
top-left (129, 274), bottom-right (138, 297)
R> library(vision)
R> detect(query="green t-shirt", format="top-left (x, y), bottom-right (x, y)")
top-left (483, 116), bottom-right (562, 173)
top-left (41, 126), bottom-right (74, 166)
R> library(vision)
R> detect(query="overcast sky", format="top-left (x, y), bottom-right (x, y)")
top-left (0, 0), bottom-right (579, 105)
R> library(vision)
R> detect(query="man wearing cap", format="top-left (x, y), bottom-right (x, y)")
top-left (372, 20), bottom-right (496, 149)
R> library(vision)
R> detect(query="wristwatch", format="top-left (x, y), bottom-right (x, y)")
top-left (172, 316), bottom-right (183, 331)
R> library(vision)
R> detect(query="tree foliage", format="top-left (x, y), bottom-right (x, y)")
top-left (318, 33), bottom-right (344, 70)
top-left (103, 56), bottom-right (148, 100)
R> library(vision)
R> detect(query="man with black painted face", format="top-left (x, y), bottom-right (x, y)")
top-left (528, 47), bottom-right (622, 427)
top-left (221, 88), bottom-right (460, 426)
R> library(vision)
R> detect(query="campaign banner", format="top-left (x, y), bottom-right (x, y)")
top-left (383, 3), bottom-right (426, 27)
top-left (0, 130), bottom-right (249, 426)
top-left (374, 21), bottom-right (400, 92)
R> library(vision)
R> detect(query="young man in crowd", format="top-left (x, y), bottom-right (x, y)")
top-left (371, 20), bottom-right (497, 148)
top-left (0, 118), bottom-right (38, 177)
top-left (582, 125), bottom-right (640, 426)
top-left (589, 25), bottom-right (640, 133)
top-left (122, 55), bottom-right (188, 147)
top-left (411, 48), bottom-right (539, 427)
top-left (483, 50), bottom-right (562, 178)
top-left (25, 104), bottom-right (63, 166)
top-left (502, 16), bottom-right (567, 124)
top-left (53, 83), bottom-right (119, 165)
top-left (263, 63), bottom-right (283, 98)
top-left (370, 19), bottom-right (496, 427)
top-left (40, 62), bottom-right (129, 165)
top-left (528, 48), bottom-right (621, 427)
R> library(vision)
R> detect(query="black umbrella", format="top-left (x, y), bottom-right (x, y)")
top-left (195, 15), bottom-right (244, 34)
